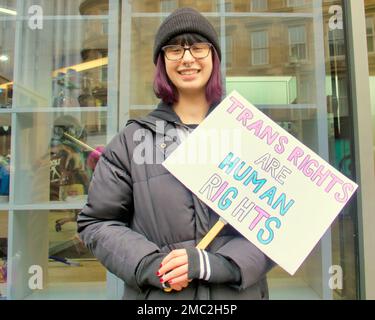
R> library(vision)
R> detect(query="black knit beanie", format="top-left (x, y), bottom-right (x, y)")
top-left (153, 7), bottom-right (221, 64)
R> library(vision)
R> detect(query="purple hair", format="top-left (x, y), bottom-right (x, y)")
top-left (153, 35), bottom-right (223, 106)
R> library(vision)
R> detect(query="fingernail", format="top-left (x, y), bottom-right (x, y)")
top-left (160, 264), bottom-right (163, 268)
top-left (159, 278), bottom-right (164, 283)
top-left (156, 271), bottom-right (161, 276)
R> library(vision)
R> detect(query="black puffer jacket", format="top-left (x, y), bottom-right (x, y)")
top-left (77, 102), bottom-right (274, 300)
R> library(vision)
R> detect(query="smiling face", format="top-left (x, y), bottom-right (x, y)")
top-left (163, 35), bottom-right (213, 97)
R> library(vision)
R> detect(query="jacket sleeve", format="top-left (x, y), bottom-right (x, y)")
top-left (186, 248), bottom-right (241, 284)
top-left (212, 237), bottom-right (275, 290)
top-left (77, 129), bottom-right (160, 290)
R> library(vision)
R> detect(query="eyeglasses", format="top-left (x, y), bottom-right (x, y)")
top-left (162, 43), bottom-right (212, 61)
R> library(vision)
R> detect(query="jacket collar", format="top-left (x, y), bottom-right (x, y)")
top-left (148, 101), bottom-right (182, 124)
top-left (148, 100), bottom-right (220, 123)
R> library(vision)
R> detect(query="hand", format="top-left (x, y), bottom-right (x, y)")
top-left (157, 249), bottom-right (190, 291)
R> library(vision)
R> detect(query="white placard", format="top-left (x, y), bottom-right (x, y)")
top-left (163, 91), bottom-right (358, 275)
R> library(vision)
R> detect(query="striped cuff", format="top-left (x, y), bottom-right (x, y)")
top-left (186, 248), bottom-right (242, 285)
top-left (186, 247), bottom-right (211, 281)
top-left (197, 249), bottom-right (211, 281)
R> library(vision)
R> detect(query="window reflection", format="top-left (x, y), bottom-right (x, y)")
top-left (288, 25), bottom-right (307, 62)
top-left (251, 30), bottom-right (269, 66)
top-left (48, 210), bottom-right (106, 285)
top-left (48, 114), bottom-right (106, 202)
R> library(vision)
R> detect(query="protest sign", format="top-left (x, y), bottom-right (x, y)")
top-left (162, 90), bottom-right (358, 275)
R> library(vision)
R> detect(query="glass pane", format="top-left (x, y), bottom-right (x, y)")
top-left (130, 17), bottom-right (160, 109)
top-left (8, 210), bottom-right (106, 300)
top-left (46, 210), bottom-right (106, 299)
top-left (13, 3), bottom-right (110, 109)
top-left (223, 0), bottom-right (358, 299)
top-left (325, 1), bottom-right (358, 300)
top-left (226, 16), bottom-right (315, 106)
top-left (13, 111), bottom-right (107, 205)
top-left (0, 211), bottom-right (7, 300)
top-left (4, 0), bottom-right (119, 300)
top-left (0, 6), bottom-right (15, 109)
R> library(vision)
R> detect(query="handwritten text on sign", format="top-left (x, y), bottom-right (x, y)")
top-left (162, 91), bottom-right (358, 275)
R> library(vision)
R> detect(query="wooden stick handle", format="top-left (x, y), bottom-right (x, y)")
top-left (196, 219), bottom-right (226, 250)
top-left (63, 132), bottom-right (101, 155)
top-left (164, 218), bottom-right (227, 292)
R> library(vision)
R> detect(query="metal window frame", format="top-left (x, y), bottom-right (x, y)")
top-left (344, 0), bottom-right (375, 300)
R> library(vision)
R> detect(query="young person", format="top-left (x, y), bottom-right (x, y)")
top-left (77, 7), bottom-right (273, 300)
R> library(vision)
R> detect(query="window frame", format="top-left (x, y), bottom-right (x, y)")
top-left (286, 0), bottom-right (305, 8)
top-left (250, 0), bottom-right (268, 11)
top-left (288, 24), bottom-right (308, 62)
top-left (250, 29), bottom-right (269, 66)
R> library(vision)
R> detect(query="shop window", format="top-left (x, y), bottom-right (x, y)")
top-left (288, 25), bottom-right (307, 61)
top-left (48, 210), bottom-right (106, 296)
top-left (251, 30), bottom-right (269, 66)
top-left (40, 112), bottom-right (106, 204)
top-left (6, 209), bottom-right (106, 300)
top-left (366, 16), bottom-right (374, 53)
top-left (250, 0), bottom-right (268, 11)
